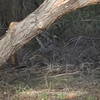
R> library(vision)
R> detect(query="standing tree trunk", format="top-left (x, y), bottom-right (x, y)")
top-left (0, 0), bottom-right (100, 66)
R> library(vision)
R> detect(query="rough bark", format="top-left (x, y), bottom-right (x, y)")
top-left (0, 0), bottom-right (100, 66)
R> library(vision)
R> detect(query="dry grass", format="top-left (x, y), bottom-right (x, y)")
top-left (0, 66), bottom-right (100, 100)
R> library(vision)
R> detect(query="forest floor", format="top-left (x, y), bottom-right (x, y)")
top-left (0, 65), bottom-right (100, 100)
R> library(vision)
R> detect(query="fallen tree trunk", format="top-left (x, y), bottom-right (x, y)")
top-left (0, 0), bottom-right (100, 66)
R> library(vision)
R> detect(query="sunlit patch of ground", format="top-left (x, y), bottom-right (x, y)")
top-left (12, 89), bottom-right (88, 100)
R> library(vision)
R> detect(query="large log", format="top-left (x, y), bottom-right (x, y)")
top-left (0, 0), bottom-right (100, 66)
